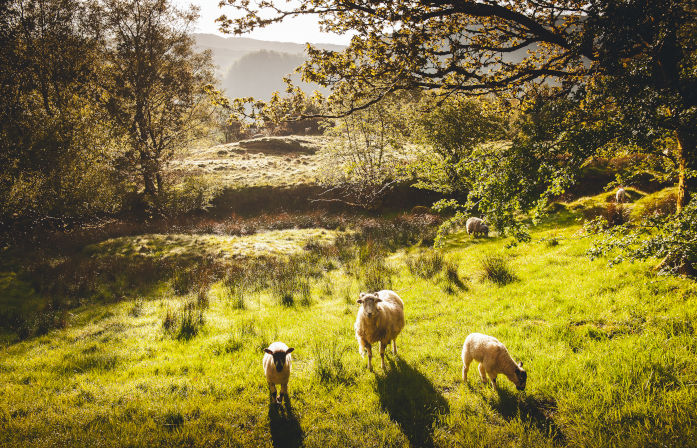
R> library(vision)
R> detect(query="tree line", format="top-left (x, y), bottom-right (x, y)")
top-left (0, 0), bottom-right (215, 228)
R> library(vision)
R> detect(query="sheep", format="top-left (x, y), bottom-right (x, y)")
top-left (466, 217), bottom-right (489, 237)
top-left (616, 187), bottom-right (627, 203)
top-left (461, 333), bottom-right (526, 391)
top-left (354, 290), bottom-right (405, 372)
top-left (263, 342), bottom-right (294, 404)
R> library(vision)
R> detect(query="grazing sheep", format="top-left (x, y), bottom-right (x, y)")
top-left (466, 217), bottom-right (489, 237)
top-left (354, 290), bottom-right (405, 372)
top-left (461, 333), bottom-right (526, 391)
top-left (263, 342), bottom-right (294, 404)
top-left (616, 187), bottom-right (627, 203)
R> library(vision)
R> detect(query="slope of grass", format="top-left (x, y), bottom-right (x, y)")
top-left (88, 228), bottom-right (340, 260)
top-left (1, 222), bottom-right (697, 447)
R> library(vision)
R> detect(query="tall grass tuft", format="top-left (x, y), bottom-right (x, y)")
top-left (312, 340), bottom-right (356, 385)
top-left (162, 299), bottom-right (205, 340)
top-left (405, 249), bottom-right (444, 279)
top-left (223, 265), bottom-right (250, 310)
top-left (441, 261), bottom-right (468, 293)
top-left (477, 254), bottom-right (517, 285)
top-left (604, 203), bottom-right (631, 227)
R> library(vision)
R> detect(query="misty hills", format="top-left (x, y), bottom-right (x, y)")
top-left (194, 33), bottom-right (344, 100)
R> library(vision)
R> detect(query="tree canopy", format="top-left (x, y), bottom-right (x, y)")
top-left (218, 0), bottom-right (697, 208)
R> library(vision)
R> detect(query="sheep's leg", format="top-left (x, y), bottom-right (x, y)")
top-left (392, 339), bottom-right (397, 355)
top-left (379, 341), bottom-right (386, 370)
top-left (462, 359), bottom-right (471, 383)
top-left (478, 363), bottom-right (488, 383)
top-left (267, 382), bottom-right (277, 404)
top-left (279, 382), bottom-right (288, 404)
top-left (365, 342), bottom-right (373, 372)
top-left (462, 352), bottom-right (472, 383)
top-left (488, 372), bottom-right (497, 389)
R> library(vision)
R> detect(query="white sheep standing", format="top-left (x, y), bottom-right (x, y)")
top-left (263, 341), bottom-right (294, 404)
top-left (466, 217), bottom-right (489, 237)
top-left (461, 333), bottom-right (527, 391)
top-left (354, 290), bottom-right (405, 372)
top-left (616, 187), bottom-right (627, 203)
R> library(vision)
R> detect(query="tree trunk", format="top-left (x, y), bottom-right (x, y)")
top-left (676, 127), bottom-right (697, 213)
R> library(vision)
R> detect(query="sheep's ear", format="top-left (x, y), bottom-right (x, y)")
top-left (286, 348), bottom-right (294, 354)
top-left (264, 348), bottom-right (273, 355)
top-left (375, 297), bottom-right (382, 303)
top-left (357, 298), bottom-right (363, 304)
top-left (518, 361), bottom-right (523, 368)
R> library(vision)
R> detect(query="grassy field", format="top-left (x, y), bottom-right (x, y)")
top-left (1, 203), bottom-right (696, 447)
top-left (170, 136), bottom-right (331, 188)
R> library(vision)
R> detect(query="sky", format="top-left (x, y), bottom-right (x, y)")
top-left (174, 0), bottom-right (352, 45)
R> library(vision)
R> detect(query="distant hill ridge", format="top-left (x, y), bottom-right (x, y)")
top-left (194, 33), bottom-right (345, 100)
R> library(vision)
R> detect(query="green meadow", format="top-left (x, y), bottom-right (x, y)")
top-left (1, 200), bottom-right (696, 447)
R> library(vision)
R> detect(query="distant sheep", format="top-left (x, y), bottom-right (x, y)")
top-left (466, 217), bottom-right (489, 237)
top-left (616, 187), bottom-right (627, 203)
top-left (461, 333), bottom-right (526, 391)
top-left (354, 290), bottom-right (405, 371)
top-left (263, 342), bottom-right (294, 404)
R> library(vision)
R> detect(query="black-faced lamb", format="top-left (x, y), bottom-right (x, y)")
top-left (263, 342), bottom-right (294, 404)
top-left (354, 290), bottom-right (405, 372)
top-left (461, 333), bottom-right (526, 391)
top-left (466, 217), bottom-right (489, 237)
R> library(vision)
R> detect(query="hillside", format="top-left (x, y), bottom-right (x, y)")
top-left (194, 34), bottom-right (344, 99)
top-left (1, 207), bottom-right (696, 447)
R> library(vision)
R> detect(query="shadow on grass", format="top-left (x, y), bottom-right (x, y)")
top-left (489, 388), bottom-right (566, 444)
top-left (268, 397), bottom-right (304, 448)
top-left (375, 358), bottom-right (449, 448)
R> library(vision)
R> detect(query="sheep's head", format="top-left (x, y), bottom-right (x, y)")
top-left (482, 224), bottom-right (489, 236)
top-left (514, 361), bottom-right (527, 391)
top-left (357, 292), bottom-right (382, 318)
top-left (264, 347), bottom-right (294, 372)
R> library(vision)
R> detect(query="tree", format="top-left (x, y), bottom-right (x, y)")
top-left (0, 0), bottom-right (123, 226)
top-left (218, 0), bottom-right (697, 208)
top-left (318, 92), bottom-right (414, 209)
top-left (100, 0), bottom-right (215, 205)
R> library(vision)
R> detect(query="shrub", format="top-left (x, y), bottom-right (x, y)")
top-left (477, 254), bottom-right (517, 285)
top-left (588, 198), bottom-right (697, 277)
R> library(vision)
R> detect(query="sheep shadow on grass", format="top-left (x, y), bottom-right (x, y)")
top-left (268, 397), bottom-right (304, 448)
top-left (374, 358), bottom-right (449, 448)
top-left (489, 388), bottom-right (566, 444)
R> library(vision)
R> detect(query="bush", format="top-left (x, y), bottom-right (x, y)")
top-left (588, 198), bottom-right (697, 277)
top-left (477, 254), bottom-right (517, 285)
top-left (159, 176), bottom-right (222, 217)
